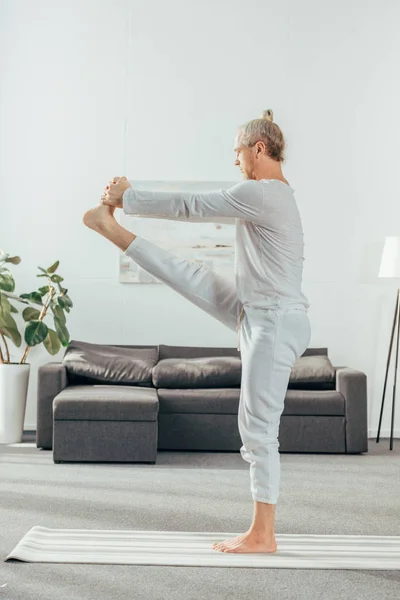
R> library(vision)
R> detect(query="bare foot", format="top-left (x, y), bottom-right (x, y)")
top-left (212, 530), bottom-right (277, 554)
top-left (83, 204), bottom-right (116, 233)
top-left (83, 203), bottom-right (136, 251)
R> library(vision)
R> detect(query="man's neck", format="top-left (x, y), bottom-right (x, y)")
top-left (254, 170), bottom-right (288, 184)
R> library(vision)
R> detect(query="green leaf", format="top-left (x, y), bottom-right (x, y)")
top-left (57, 291), bottom-right (72, 312)
top-left (43, 328), bottom-right (61, 355)
top-left (24, 320), bottom-right (48, 346)
top-left (0, 310), bottom-right (19, 333)
top-left (20, 292), bottom-right (43, 305)
top-left (51, 304), bottom-right (66, 325)
top-left (1, 325), bottom-right (22, 347)
top-left (0, 291), bottom-right (19, 314)
top-left (22, 307), bottom-right (41, 321)
top-left (38, 285), bottom-right (51, 296)
top-left (0, 292), bottom-right (11, 311)
top-left (38, 267), bottom-right (48, 274)
top-left (31, 292), bottom-right (44, 304)
top-left (0, 294), bottom-right (14, 323)
top-left (63, 294), bottom-right (73, 308)
top-left (62, 294), bottom-right (73, 313)
top-left (5, 256), bottom-right (21, 265)
top-left (0, 273), bottom-right (15, 293)
top-left (54, 316), bottom-right (70, 346)
top-left (50, 274), bottom-right (63, 283)
top-left (36, 273), bottom-right (49, 278)
top-left (47, 260), bottom-right (59, 274)
top-left (58, 296), bottom-right (66, 309)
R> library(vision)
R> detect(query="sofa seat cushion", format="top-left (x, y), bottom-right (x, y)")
top-left (157, 388), bottom-right (344, 416)
top-left (152, 357), bottom-right (241, 388)
top-left (157, 388), bottom-right (240, 414)
top-left (283, 390), bottom-right (345, 416)
top-left (62, 340), bottom-right (158, 386)
top-left (53, 385), bottom-right (158, 421)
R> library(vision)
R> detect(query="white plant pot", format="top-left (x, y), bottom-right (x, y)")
top-left (0, 363), bottom-right (30, 444)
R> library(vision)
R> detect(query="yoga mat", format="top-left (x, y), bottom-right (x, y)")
top-left (5, 527), bottom-right (400, 569)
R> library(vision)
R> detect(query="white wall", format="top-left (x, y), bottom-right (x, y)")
top-left (1, 0), bottom-right (399, 437)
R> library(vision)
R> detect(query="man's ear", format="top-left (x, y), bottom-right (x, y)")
top-left (255, 141), bottom-right (265, 157)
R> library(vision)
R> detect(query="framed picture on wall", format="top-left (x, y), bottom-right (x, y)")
top-left (118, 180), bottom-right (237, 284)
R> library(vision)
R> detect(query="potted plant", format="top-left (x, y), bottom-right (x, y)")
top-left (0, 250), bottom-right (73, 444)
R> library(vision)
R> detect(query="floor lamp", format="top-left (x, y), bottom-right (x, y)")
top-left (376, 236), bottom-right (400, 450)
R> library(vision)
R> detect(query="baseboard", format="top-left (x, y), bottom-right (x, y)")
top-left (368, 428), bottom-right (400, 438)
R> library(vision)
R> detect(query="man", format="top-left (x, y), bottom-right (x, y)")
top-left (83, 109), bottom-right (311, 554)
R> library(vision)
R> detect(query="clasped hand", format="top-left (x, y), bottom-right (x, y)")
top-left (101, 176), bottom-right (132, 208)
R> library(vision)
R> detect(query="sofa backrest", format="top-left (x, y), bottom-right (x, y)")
top-left (301, 348), bottom-right (328, 357)
top-left (158, 344), bottom-right (241, 360)
top-left (113, 344), bottom-right (159, 359)
top-left (112, 345), bottom-right (327, 360)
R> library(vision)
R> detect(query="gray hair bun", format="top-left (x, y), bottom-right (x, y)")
top-left (262, 109), bottom-right (274, 122)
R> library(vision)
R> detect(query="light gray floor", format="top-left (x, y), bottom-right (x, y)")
top-left (1, 434), bottom-right (399, 600)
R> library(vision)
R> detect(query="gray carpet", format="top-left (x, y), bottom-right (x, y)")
top-left (1, 434), bottom-right (399, 600)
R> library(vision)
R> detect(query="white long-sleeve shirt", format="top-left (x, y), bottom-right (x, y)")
top-left (122, 179), bottom-right (309, 311)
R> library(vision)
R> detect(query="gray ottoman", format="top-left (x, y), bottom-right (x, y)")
top-left (52, 385), bottom-right (158, 463)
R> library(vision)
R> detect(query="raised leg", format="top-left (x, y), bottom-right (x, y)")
top-left (83, 204), bottom-right (242, 332)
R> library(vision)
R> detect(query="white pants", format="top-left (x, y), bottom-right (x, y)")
top-left (125, 237), bottom-right (311, 504)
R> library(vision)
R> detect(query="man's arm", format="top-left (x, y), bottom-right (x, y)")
top-left (122, 180), bottom-right (264, 224)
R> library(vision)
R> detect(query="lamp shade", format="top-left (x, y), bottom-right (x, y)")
top-left (379, 236), bottom-right (400, 278)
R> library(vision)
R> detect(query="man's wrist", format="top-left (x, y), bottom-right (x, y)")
top-left (122, 186), bottom-right (133, 211)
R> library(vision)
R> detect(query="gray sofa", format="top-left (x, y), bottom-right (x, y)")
top-left (36, 343), bottom-right (368, 463)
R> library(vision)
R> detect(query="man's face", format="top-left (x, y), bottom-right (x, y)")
top-left (234, 136), bottom-right (256, 180)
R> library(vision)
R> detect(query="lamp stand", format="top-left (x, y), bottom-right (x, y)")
top-left (376, 288), bottom-right (400, 450)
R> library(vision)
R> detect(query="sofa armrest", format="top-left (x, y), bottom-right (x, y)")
top-left (335, 367), bottom-right (368, 453)
top-left (36, 362), bottom-right (68, 450)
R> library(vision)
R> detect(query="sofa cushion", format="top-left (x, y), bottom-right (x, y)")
top-left (283, 390), bottom-right (345, 415)
top-left (158, 345), bottom-right (241, 359)
top-left (152, 357), bottom-right (241, 388)
top-left (289, 355), bottom-right (335, 389)
top-left (157, 388), bottom-right (240, 414)
top-left (62, 340), bottom-right (157, 385)
top-left (157, 388), bottom-right (344, 416)
top-left (53, 385), bottom-right (158, 420)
